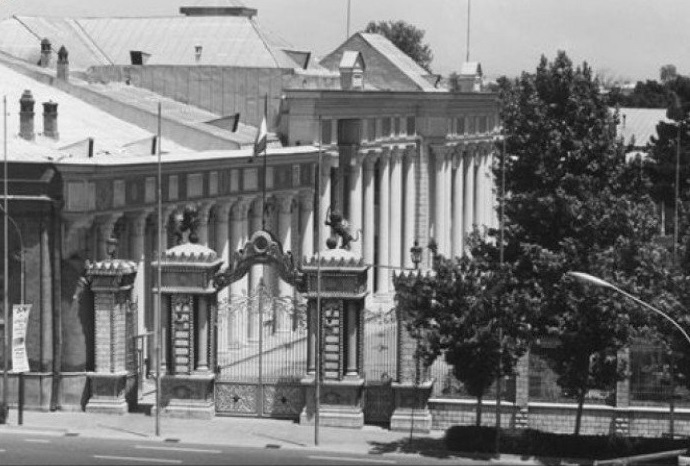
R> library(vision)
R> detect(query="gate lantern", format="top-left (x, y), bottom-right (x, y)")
top-left (153, 232), bottom-right (223, 419)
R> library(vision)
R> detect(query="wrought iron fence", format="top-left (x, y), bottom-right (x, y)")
top-left (362, 307), bottom-right (397, 382)
top-left (216, 280), bottom-right (308, 383)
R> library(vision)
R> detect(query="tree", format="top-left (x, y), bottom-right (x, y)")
top-left (661, 64), bottom-right (678, 84)
top-left (364, 20), bottom-right (433, 72)
top-left (394, 238), bottom-right (537, 427)
top-left (500, 51), bottom-right (663, 434)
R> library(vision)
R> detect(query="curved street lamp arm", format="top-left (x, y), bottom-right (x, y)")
top-left (611, 284), bottom-right (690, 349)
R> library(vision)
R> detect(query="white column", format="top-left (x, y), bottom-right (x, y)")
top-left (452, 151), bottom-right (465, 258)
top-left (403, 147), bottom-right (416, 268)
top-left (196, 202), bottom-right (213, 246)
top-left (376, 150), bottom-right (391, 293)
top-left (389, 148), bottom-right (403, 274)
top-left (319, 158), bottom-right (332, 252)
top-left (476, 148), bottom-right (486, 229)
top-left (433, 147), bottom-right (446, 252)
top-left (363, 153), bottom-right (376, 290)
top-left (464, 148), bottom-right (476, 236)
top-left (443, 150), bottom-right (453, 254)
top-left (128, 210), bottom-right (151, 347)
top-left (299, 191), bottom-right (315, 264)
top-left (277, 194), bottom-right (294, 333)
top-left (348, 154), bottom-right (363, 256)
top-left (228, 199), bottom-right (250, 348)
top-left (215, 201), bottom-right (233, 352)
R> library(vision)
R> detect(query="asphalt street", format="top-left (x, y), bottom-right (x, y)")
top-left (0, 431), bottom-right (489, 466)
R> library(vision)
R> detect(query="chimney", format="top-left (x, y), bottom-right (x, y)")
top-left (195, 45), bottom-right (202, 63)
top-left (19, 90), bottom-right (35, 141)
top-left (57, 46), bottom-right (69, 81)
top-left (40, 38), bottom-right (51, 68)
top-left (43, 101), bottom-right (59, 140)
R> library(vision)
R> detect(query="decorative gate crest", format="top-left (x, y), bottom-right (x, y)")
top-left (213, 230), bottom-right (304, 290)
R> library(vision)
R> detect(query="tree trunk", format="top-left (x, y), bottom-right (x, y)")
top-left (574, 390), bottom-right (585, 435)
top-left (476, 395), bottom-right (483, 426)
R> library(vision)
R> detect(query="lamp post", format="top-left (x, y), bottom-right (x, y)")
top-left (567, 270), bottom-right (690, 438)
top-left (408, 240), bottom-right (423, 441)
top-left (2, 95), bottom-right (8, 425)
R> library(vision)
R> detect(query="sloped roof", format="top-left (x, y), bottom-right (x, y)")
top-left (614, 107), bottom-right (670, 148)
top-left (0, 15), bottom-right (321, 71)
top-left (319, 33), bottom-right (443, 92)
top-left (0, 61), bottom-right (190, 162)
top-left (358, 33), bottom-right (439, 92)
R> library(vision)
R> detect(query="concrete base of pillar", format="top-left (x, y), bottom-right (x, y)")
top-left (159, 373), bottom-right (215, 420)
top-left (390, 380), bottom-right (434, 433)
top-left (86, 372), bottom-right (133, 415)
top-left (299, 376), bottom-right (365, 429)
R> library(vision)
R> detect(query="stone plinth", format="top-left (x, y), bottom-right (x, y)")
top-left (158, 374), bottom-right (215, 419)
top-left (390, 380), bottom-right (434, 433)
top-left (85, 258), bottom-right (138, 414)
top-left (153, 240), bottom-right (222, 419)
top-left (86, 372), bottom-right (136, 415)
top-left (300, 376), bottom-right (365, 429)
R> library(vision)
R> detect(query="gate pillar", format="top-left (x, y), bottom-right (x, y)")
top-left (299, 248), bottom-right (369, 429)
top-left (390, 271), bottom-right (434, 433)
top-left (85, 240), bottom-right (138, 415)
top-left (153, 240), bottom-right (223, 419)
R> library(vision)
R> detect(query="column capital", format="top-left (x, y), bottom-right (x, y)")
top-left (390, 146), bottom-right (404, 164)
top-left (299, 190), bottom-right (315, 210)
top-left (363, 151), bottom-right (378, 171)
top-left (216, 200), bottom-right (234, 219)
top-left (276, 193), bottom-right (295, 214)
top-left (196, 202), bottom-right (214, 223)
top-left (379, 147), bottom-right (391, 165)
top-left (125, 209), bottom-right (153, 233)
top-left (230, 198), bottom-right (251, 220)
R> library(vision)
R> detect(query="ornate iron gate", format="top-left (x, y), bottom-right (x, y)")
top-left (363, 308), bottom-right (397, 424)
top-left (215, 278), bottom-right (307, 419)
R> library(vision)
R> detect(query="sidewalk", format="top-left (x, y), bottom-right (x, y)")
top-left (0, 408), bottom-right (447, 457)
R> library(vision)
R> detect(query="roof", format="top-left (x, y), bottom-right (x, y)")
top-left (358, 33), bottom-right (439, 92)
top-left (0, 61), bottom-right (191, 162)
top-left (0, 15), bottom-right (325, 71)
top-left (319, 33), bottom-right (443, 92)
top-left (339, 51), bottom-right (364, 70)
top-left (614, 107), bottom-right (670, 148)
top-left (460, 62), bottom-right (482, 76)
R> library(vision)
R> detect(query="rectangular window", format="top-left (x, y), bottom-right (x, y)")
top-left (468, 115), bottom-right (476, 134)
top-left (393, 117), bottom-right (401, 136)
top-left (292, 164), bottom-right (301, 187)
top-left (113, 180), bottom-right (125, 207)
top-left (382, 117), bottom-right (392, 138)
top-left (145, 177), bottom-right (155, 204)
top-left (479, 115), bottom-right (488, 133)
top-left (321, 119), bottom-right (332, 145)
top-left (457, 117), bottom-right (465, 135)
top-left (406, 116), bottom-right (416, 136)
top-left (209, 171), bottom-right (218, 196)
top-left (187, 173), bottom-right (203, 198)
top-left (230, 170), bottom-right (239, 192)
top-left (168, 175), bottom-right (179, 201)
top-left (368, 118), bottom-right (377, 141)
top-left (244, 168), bottom-right (258, 191)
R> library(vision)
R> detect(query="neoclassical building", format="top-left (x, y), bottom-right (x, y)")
top-left (0, 0), bottom-right (499, 410)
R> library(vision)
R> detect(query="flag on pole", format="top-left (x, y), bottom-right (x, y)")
top-left (253, 115), bottom-right (267, 156)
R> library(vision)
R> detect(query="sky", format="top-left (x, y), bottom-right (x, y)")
top-left (0, 0), bottom-right (687, 82)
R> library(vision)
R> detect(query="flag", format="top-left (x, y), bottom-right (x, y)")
top-left (231, 112), bottom-right (240, 133)
top-left (253, 116), bottom-right (267, 156)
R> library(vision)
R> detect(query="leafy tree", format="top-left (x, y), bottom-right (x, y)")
top-left (661, 64), bottom-right (678, 84)
top-left (364, 20), bottom-right (433, 72)
top-left (500, 51), bottom-right (663, 434)
top-left (394, 238), bottom-right (537, 427)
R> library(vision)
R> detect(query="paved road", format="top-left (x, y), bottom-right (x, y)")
top-left (0, 431), bottom-right (487, 466)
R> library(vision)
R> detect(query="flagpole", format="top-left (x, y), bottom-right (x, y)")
top-left (315, 115), bottom-right (322, 446)
top-left (466, 0), bottom-right (471, 62)
top-left (262, 94), bottom-right (268, 231)
top-left (2, 95), bottom-right (8, 425)
top-left (154, 101), bottom-right (162, 437)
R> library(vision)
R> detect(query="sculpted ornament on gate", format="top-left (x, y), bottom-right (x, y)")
top-left (213, 230), bottom-right (304, 291)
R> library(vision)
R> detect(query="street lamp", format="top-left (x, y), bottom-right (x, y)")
top-left (567, 270), bottom-right (689, 438)
top-left (410, 240), bottom-right (422, 271)
top-left (566, 271), bottom-right (690, 347)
